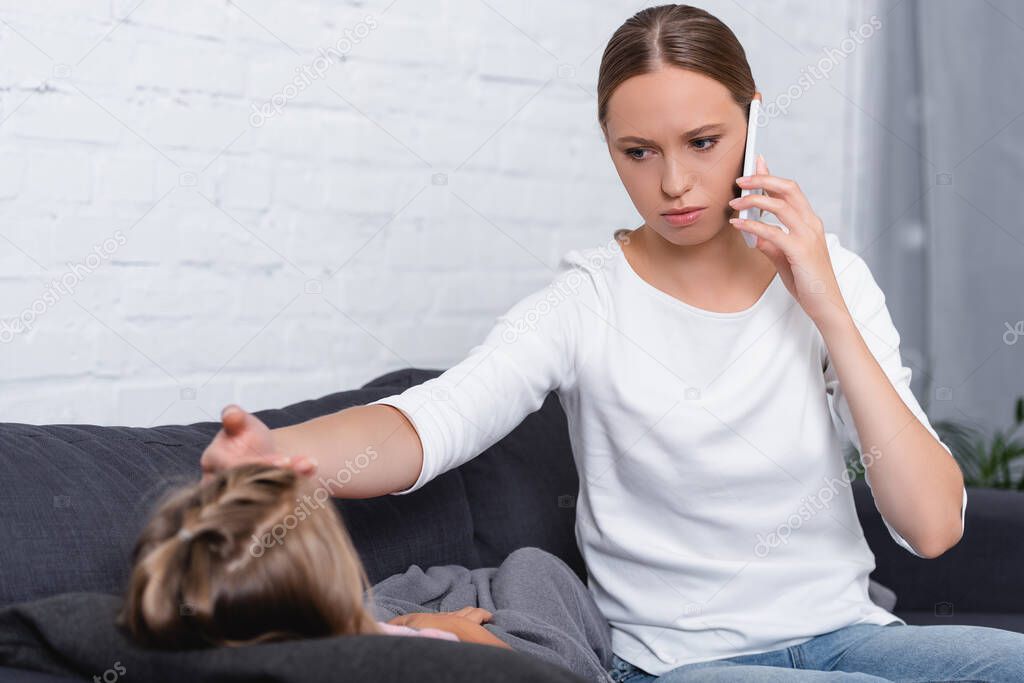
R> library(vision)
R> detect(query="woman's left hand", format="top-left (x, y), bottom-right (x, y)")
top-left (728, 154), bottom-right (849, 329)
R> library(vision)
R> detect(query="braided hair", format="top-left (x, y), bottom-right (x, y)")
top-left (117, 463), bottom-right (380, 649)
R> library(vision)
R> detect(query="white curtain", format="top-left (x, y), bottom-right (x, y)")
top-left (848, 0), bottom-right (1024, 433)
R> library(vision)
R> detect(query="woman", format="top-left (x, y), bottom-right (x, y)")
top-left (119, 462), bottom-right (510, 651)
top-left (201, 4), bottom-right (1022, 681)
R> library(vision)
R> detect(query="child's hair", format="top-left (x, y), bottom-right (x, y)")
top-left (117, 462), bottom-right (381, 648)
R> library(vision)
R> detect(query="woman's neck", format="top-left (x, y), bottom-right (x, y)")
top-left (620, 223), bottom-right (777, 312)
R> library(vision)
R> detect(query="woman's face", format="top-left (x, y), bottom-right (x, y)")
top-left (604, 66), bottom-right (748, 246)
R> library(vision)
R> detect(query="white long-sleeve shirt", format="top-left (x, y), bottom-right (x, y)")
top-left (368, 230), bottom-right (968, 674)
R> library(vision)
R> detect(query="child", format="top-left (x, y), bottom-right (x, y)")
top-left (117, 462), bottom-right (509, 650)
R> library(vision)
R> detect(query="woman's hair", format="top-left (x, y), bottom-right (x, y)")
top-left (596, 4), bottom-right (756, 135)
top-left (117, 463), bottom-right (380, 649)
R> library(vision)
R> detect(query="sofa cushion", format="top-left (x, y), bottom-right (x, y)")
top-left (853, 480), bottom-right (1024, 618)
top-left (893, 610), bottom-right (1024, 633)
top-left (0, 381), bottom-right (480, 608)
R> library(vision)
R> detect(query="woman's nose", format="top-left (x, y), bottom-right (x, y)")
top-left (662, 158), bottom-right (698, 196)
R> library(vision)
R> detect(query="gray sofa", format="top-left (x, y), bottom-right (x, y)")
top-left (1, 367), bottom-right (1021, 681)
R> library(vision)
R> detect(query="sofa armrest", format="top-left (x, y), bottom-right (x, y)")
top-left (855, 481), bottom-right (1024, 613)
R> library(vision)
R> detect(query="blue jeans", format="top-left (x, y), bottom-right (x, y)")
top-left (607, 621), bottom-right (1024, 681)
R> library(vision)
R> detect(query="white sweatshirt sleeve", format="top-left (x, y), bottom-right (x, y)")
top-left (823, 243), bottom-right (967, 558)
top-left (368, 249), bottom-right (602, 495)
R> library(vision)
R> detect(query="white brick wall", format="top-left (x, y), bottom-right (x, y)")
top-left (0, 1), bottom-right (864, 426)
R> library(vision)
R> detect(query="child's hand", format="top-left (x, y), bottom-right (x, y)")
top-left (388, 610), bottom-right (511, 649)
top-left (447, 606), bottom-right (495, 625)
top-left (389, 607), bottom-right (494, 627)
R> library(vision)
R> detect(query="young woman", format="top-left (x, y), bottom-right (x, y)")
top-left (200, 4), bottom-right (1023, 681)
top-left (119, 462), bottom-right (510, 650)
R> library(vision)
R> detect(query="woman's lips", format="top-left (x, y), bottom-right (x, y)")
top-left (661, 207), bottom-right (706, 227)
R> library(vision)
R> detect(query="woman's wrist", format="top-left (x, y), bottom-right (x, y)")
top-left (814, 304), bottom-right (856, 343)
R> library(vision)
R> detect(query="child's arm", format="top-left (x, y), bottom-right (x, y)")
top-left (375, 620), bottom-right (460, 642)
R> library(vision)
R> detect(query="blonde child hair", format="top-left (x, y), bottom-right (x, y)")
top-left (118, 462), bottom-right (380, 648)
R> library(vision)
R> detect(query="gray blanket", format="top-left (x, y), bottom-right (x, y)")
top-left (0, 543), bottom-right (896, 683)
top-left (366, 547), bottom-right (897, 683)
top-left (369, 546), bottom-right (615, 682)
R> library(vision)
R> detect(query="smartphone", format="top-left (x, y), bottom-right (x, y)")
top-left (738, 95), bottom-right (762, 248)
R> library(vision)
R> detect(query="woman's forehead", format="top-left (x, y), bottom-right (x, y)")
top-left (605, 70), bottom-right (738, 138)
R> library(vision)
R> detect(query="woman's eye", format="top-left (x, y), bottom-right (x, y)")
top-left (692, 136), bottom-right (720, 152)
top-left (626, 137), bottom-right (719, 161)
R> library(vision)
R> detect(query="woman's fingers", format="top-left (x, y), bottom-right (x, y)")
top-left (756, 152), bottom-right (769, 183)
top-left (220, 403), bottom-right (247, 436)
top-left (272, 454), bottom-right (319, 476)
top-left (729, 218), bottom-right (791, 254)
top-left (737, 157), bottom-right (816, 226)
top-left (732, 156), bottom-right (805, 233)
top-left (293, 455), bottom-right (318, 476)
top-left (202, 404), bottom-right (315, 484)
top-left (728, 219), bottom-right (794, 293)
top-left (730, 193), bottom-right (802, 233)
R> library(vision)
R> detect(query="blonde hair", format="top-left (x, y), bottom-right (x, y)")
top-left (117, 463), bottom-right (381, 648)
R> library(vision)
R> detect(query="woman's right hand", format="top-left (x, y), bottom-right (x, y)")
top-left (199, 404), bottom-right (317, 485)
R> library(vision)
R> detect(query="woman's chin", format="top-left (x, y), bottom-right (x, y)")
top-left (647, 218), bottom-right (712, 245)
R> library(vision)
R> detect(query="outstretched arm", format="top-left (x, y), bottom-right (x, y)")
top-left (270, 403), bottom-right (426, 498)
top-left (203, 250), bottom-right (599, 499)
top-left (200, 402), bottom-right (424, 498)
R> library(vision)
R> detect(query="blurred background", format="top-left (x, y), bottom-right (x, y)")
top-left (0, 1), bottom-right (1021, 471)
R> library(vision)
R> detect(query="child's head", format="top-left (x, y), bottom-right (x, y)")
top-left (117, 462), bottom-right (380, 648)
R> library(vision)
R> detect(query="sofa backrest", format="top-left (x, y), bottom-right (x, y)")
top-left (13, 365), bottom-right (972, 614)
top-left (0, 368), bottom-right (584, 608)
